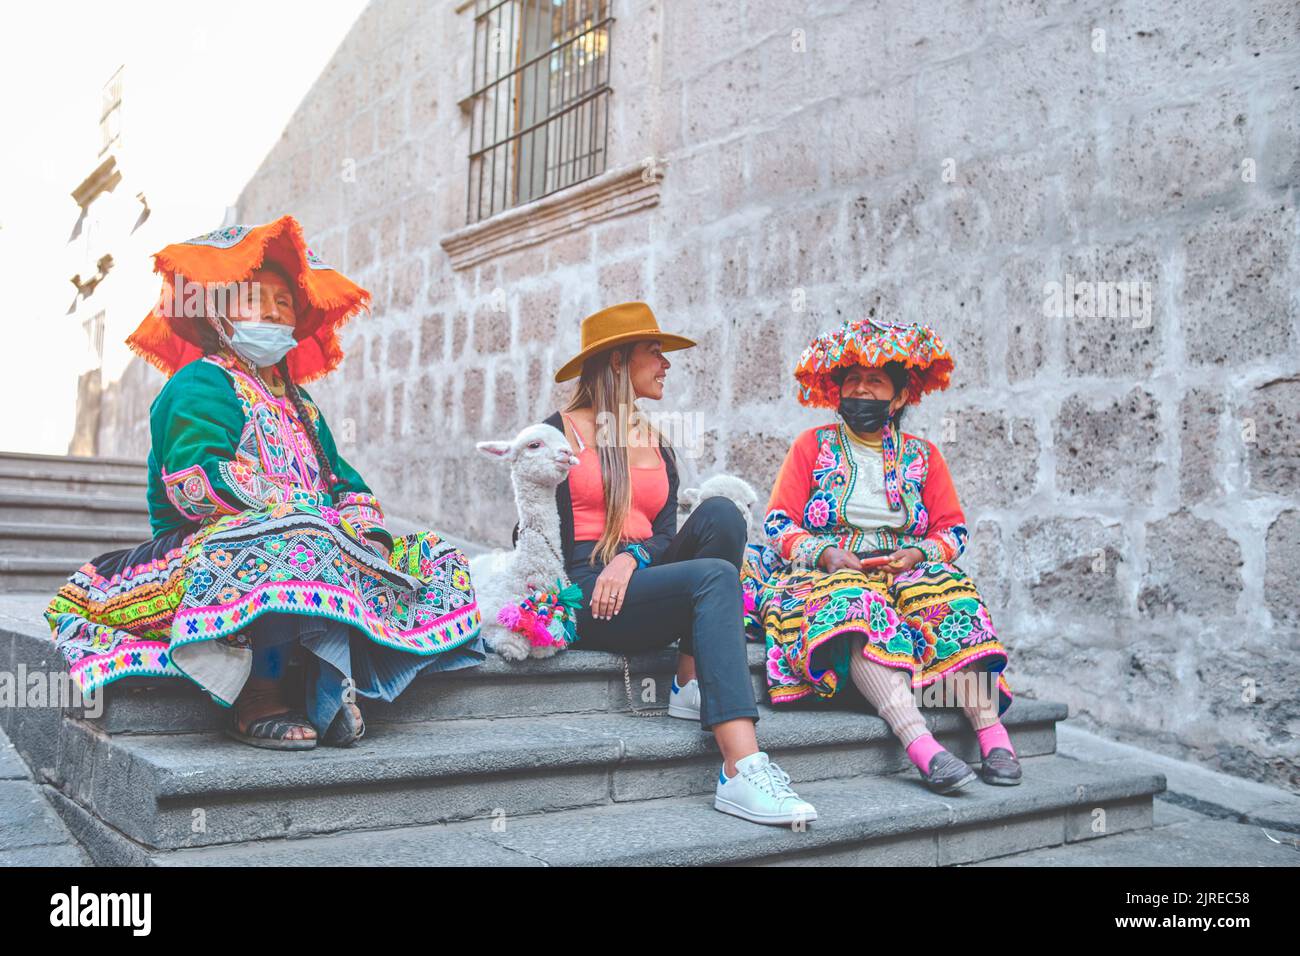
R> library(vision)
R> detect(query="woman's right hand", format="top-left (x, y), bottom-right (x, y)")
top-left (591, 552), bottom-right (638, 620)
top-left (819, 547), bottom-right (863, 572)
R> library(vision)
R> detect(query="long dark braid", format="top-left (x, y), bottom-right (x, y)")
top-left (276, 356), bottom-right (340, 492)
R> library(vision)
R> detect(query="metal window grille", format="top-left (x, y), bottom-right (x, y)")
top-left (85, 311), bottom-right (106, 362)
top-left (466, 0), bottom-right (613, 224)
top-left (100, 66), bottom-right (124, 156)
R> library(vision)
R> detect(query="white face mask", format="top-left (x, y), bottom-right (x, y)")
top-left (229, 322), bottom-right (297, 367)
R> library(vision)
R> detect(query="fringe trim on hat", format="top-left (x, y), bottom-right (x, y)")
top-left (126, 215), bottom-right (370, 382)
top-left (794, 318), bottom-right (955, 408)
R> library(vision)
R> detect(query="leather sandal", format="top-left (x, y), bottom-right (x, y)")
top-left (225, 710), bottom-right (318, 751)
top-left (321, 701), bottom-right (365, 747)
top-left (979, 747), bottom-right (1023, 785)
top-left (919, 750), bottom-right (977, 794)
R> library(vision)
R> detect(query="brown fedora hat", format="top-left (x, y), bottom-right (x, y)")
top-left (554, 301), bottom-right (696, 383)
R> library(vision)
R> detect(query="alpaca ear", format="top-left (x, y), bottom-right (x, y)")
top-left (476, 440), bottom-right (513, 460)
top-left (680, 487), bottom-right (699, 506)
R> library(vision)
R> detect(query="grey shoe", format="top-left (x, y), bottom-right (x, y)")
top-left (979, 747), bottom-right (1022, 785)
top-left (919, 750), bottom-right (977, 794)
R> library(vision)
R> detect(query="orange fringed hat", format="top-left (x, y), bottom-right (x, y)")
top-left (794, 317), bottom-right (955, 408)
top-left (126, 215), bottom-right (370, 383)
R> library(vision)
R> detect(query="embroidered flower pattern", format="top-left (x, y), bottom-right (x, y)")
top-left (866, 595), bottom-right (901, 643)
top-left (804, 490), bottom-right (837, 530)
top-left (815, 595), bottom-right (851, 626)
top-left (766, 644), bottom-right (800, 686)
top-left (286, 543), bottom-right (317, 573)
top-left (937, 608), bottom-right (973, 642)
top-left (235, 555), bottom-right (270, 583)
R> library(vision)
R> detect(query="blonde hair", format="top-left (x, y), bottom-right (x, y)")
top-left (564, 343), bottom-right (666, 566)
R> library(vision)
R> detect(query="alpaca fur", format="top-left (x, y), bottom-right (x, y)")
top-left (679, 473), bottom-right (759, 541)
top-left (470, 424), bottom-right (580, 661)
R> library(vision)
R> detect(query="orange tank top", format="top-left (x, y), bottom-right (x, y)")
top-left (564, 412), bottom-right (669, 543)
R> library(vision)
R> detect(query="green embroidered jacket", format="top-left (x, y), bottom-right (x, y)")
top-left (144, 354), bottom-right (392, 549)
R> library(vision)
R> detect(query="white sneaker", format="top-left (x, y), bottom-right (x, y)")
top-left (667, 676), bottom-right (701, 720)
top-left (714, 752), bottom-right (818, 826)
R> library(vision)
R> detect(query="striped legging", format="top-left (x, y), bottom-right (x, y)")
top-left (848, 633), bottom-right (1000, 746)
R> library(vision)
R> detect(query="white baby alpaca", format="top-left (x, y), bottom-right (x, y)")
top-left (470, 424), bottom-right (580, 661)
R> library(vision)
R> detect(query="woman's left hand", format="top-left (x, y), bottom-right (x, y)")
top-left (368, 538), bottom-right (391, 562)
top-left (883, 547), bottom-right (925, 573)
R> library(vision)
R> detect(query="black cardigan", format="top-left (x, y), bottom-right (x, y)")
top-left (511, 410), bottom-right (680, 567)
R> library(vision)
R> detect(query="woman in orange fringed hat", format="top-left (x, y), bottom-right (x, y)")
top-left (45, 216), bottom-right (483, 750)
top-left (741, 317), bottom-right (1021, 793)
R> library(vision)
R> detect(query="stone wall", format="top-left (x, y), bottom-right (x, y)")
top-left (100, 0), bottom-right (1299, 791)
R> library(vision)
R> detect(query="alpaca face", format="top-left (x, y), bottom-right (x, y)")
top-left (516, 425), bottom-right (580, 486)
top-left (477, 423), bottom-right (579, 487)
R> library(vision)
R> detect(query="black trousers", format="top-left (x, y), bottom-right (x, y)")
top-left (566, 497), bottom-right (759, 730)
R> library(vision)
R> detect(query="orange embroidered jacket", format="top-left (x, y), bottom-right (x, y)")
top-left (763, 421), bottom-right (968, 570)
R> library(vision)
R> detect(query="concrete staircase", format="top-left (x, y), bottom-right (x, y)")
top-left (0, 451), bottom-right (151, 593)
top-left (0, 452), bottom-right (1167, 866)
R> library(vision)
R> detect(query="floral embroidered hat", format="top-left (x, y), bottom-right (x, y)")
top-left (793, 316), bottom-right (955, 408)
top-left (126, 214), bottom-right (370, 383)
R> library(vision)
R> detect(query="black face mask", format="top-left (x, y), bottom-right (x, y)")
top-left (838, 396), bottom-right (892, 433)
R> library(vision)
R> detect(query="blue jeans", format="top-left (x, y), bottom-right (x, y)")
top-left (246, 614), bottom-right (353, 733)
top-left (567, 497), bottom-right (758, 731)
top-left (246, 610), bottom-right (461, 732)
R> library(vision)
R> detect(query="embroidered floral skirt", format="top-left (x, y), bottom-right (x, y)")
top-left (741, 544), bottom-right (1011, 712)
top-left (46, 502), bottom-right (484, 704)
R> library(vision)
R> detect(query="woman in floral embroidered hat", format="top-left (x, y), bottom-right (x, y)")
top-left (740, 316), bottom-right (1021, 793)
top-left (45, 216), bottom-right (483, 750)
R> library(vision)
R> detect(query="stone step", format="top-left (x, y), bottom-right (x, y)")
top-left (44, 698), bottom-right (1064, 852)
top-left (3, 603), bottom-right (1060, 779)
top-left (75, 643), bottom-right (739, 733)
top-left (965, 815), bottom-right (1300, 867)
top-left (0, 522), bottom-right (154, 559)
top-left (73, 647), bottom-right (687, 734)
top-left (0, 558), bottom-right (86, 594)
top-left (0, 490), bottom-right (151, 528)
top-left (0, 476), bottom-right (146, 497)
top-left (1, 592), bottom-right (1164, 868)
top-left (0, 471), bottom-right (147, 497)
top-left (0, 726), bottom-right (93, 866)
top-left (0, 451), bottom-right (148, 485)
top-left (61, 640), bottom-right (1038, 737)
top-left (44, 753), bottom-right (1164, 866)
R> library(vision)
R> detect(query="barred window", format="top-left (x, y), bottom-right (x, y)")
top-left (100, 66), bottom-right (124, 156)
top-left (466, 0), bottom-right (612, 224)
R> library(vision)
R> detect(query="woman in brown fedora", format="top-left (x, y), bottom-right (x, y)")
top-left (522, 301), bottom-right (817, 827)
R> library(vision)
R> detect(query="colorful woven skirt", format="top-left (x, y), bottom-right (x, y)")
top-left (46, 502), bottom-right (483, 704)
top-left (741, 544), bottom-right (1011, 711)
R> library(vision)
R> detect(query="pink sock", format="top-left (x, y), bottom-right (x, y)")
top-left (977, 722), bottom-right (1015, 758)
top-left (904, 733), bottom-right (946, 773)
